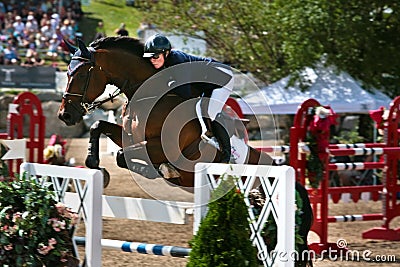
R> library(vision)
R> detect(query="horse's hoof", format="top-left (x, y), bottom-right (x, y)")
top-left (85, 156), bottom-right (100, 169)
top-left (99, 167), bottom-right (110, 188)
top-left (159, 163), bottom-right (181, 178)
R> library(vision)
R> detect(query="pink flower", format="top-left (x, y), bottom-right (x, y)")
top-left (37, 244), bottom-right (50, 255)
top-left (48, 238), bottom-right (57, 245)
top-left (4, 244), bottom-right (13, 251)
top-left (12, 212), bottom-right (22, 222)
top-left (37, 240), bottom-right (56, 255)
top-left (48, 218), bottom-right (66, 232)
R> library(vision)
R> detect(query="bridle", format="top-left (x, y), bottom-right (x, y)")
top-left (62, 47), bottom-right (123, 116)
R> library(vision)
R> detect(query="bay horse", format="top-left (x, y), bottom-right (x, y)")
top-left (57, 37), bottom-right (312, 265)
top-left (57, 36), bottom-right (274, 188)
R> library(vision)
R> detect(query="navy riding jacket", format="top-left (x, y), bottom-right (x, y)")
top-left (161, 50), bottom-right (222, 99)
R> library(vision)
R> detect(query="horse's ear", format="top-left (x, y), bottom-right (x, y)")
top-left (77, 38), bottom-right (91, 59)
top-left (64, 39), bottom-right (78, 54)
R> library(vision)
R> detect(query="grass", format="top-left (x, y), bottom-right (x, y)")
top-left (79, 0), bottom-right (144, 44)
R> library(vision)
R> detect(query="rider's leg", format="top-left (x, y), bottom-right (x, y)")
top-left (205, 66), bottom-right (234, 163)
top-left (211, 113), bottom-right (232, 163)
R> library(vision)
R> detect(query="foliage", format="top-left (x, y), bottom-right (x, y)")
top-left (333, 127), bottom-right (364, 145)
top-left (0, 145), bottom-right (9, 178)
top-left (188, 175), bottom-right (258, 267)
top-left (139, 0), bottom-right (400, 97)
top-left (249, 188), bottom-right (305, 252)
top-left (0, 149), bottom-right (79, 267)
top-left (305, 133), bottom-right (325, 188)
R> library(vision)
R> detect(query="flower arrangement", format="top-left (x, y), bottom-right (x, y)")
top-left (44, 134), bottom-right (68, 165)
top-left (304, 106), bottom-right (337, 188)
top-left (0, 145), bottom-right (79, 266)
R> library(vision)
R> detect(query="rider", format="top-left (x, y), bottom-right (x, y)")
top-left (143, 33), bottom-right (234, 163)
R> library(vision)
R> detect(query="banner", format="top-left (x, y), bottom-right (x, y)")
top-left (0, 65), bottom-right (56, 89)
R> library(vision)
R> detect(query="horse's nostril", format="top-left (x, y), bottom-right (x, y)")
top-left (59, 112), bottom-right (71, 122)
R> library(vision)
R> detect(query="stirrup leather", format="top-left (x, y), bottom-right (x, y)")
top-left (195, 98), bottom-right (221, 150)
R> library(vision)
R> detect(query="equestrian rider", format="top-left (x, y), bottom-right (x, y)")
top-left (143, 33), bottom-right (234, 163)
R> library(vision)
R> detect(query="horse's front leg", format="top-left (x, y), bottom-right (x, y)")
top-left (85, 120), bottom-right (123, 168)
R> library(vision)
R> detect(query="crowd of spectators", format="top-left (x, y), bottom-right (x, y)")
top-left (0, 0), bottom-right (84, 67)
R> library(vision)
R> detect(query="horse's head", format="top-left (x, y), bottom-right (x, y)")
top-left (58, 37), bottom-right (157, 126)
top-left (58, 39), bottom-right (109, 125)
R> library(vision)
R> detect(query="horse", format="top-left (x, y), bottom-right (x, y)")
top-left (57, 36), bottom-right (274, 188)
top-left (57, 36), bottom-right (313, 265)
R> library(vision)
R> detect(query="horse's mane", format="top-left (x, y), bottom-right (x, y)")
top-left (89, 36), bottom-right (145, 58)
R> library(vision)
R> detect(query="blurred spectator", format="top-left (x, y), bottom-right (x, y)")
top-left (3, 20), bottom-right (15, 36)
top-left (40, 19), bottom-right (53, 40)
top-left (12, 15), bottom-right (25, 36)
top-left (41, 0), bottom-right (53, 14)
top-left (21, 50), bottom-right (45, 67)
top-left (3, 39), bottom-right (20, 65)
top-left (26, 14), bottom-right (39, 33)
top-left (70, 19), bottom-right (79, 36)
top-left (0, 47), bottom-right (4, 64)
top-left (21, 31), bottom-right (37, 49)
top-left (115, 23), bottom-right (129, 36)
top-left (50, 13), bottom-right (60, 32)
top-left (0, 2), bottom-right (6, 14)
top-left (137, 21), bottom-right (149, 39)
top-left (0, 11), bottom-right (5, 31)
top-left (40, 13), bottom-right (49, 28)
top-left (93, 21), bottom-right (106, 41)
top-left (60, 18), bottom-right (75, 41)
top-left (46, 34), bottom-right (60, 63)
top-left (55, 26), bottom-right (72, 63)
top-left (25, 42), bottom-right (37, 58)
top-left (58, 4), bottom-right (67, 21)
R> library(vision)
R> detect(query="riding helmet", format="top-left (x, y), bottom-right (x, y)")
top-left (143, 33), bottom-right (171, 57)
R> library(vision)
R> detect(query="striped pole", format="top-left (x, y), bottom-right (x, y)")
top-left (254, 145), bottom-right (290, 153)
top-left (329, 147), bottom-right (400, 157)
top-left (328, 143), bottom-right (386, 149)
top-left (74, 237), bottom-right (191, 258)
top-left (256, 143), bottom-right (392, 154)
top-left (328, 214), bottom-right (383, 223)
top-left (328, 162), bottom-right (385, 171)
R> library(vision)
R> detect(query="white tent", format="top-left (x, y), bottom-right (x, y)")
top-left (237, 66), bottom-right (392, 115)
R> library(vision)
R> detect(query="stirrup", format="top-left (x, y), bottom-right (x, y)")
top-left (201, 133), bottom-right (221, 150)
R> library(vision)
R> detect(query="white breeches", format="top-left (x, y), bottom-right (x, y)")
top-left (207, 66), bottom-right (234, 121)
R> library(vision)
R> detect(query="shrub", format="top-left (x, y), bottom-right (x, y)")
top-left (0, 146), bottom-right (79, 266)
top-left (188, 175), bottom-right (258, 267)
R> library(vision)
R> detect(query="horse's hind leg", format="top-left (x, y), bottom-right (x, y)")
top-left (85, 120), bottom-right (123, 169)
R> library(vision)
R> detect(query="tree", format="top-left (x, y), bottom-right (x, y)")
top-left (140, 0), bottom-right (400, 97)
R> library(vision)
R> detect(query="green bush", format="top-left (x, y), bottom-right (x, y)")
top-left (188, 175), bottom-right (258, 267)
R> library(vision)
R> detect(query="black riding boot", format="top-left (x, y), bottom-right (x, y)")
top-left (211, 115), bottom-right (231, 163)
